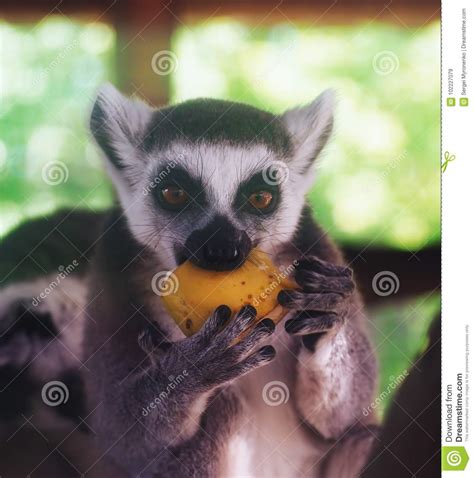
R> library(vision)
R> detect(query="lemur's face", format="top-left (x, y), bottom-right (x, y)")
top-left (91, 86), bottom-right (334, 270)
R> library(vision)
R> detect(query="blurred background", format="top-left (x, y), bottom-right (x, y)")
top-left (0, 0), bottom-right (440, 417)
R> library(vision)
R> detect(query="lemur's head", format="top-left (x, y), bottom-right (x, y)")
top-left (90, 84), bottom-right (334, 271)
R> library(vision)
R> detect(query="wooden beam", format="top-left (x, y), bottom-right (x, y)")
top-left (0, 0), bottom-right (440, 26)
top-left (175, 0), bottom-right (440, 26)
top-left (344, 245), bottom-right (440, 305)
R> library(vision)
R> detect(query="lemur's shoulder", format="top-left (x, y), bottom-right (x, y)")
top-left (83, 211), bottom-right (154, 371)
top-left (93, 209), bottom-right (143, 274)
top-left (88, 208), bottom-right (159, 312)
top-left (290, 205), bottom-right (346, 265)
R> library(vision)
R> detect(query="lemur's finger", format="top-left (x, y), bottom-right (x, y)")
top-left (285, 312), bottom-right (340, 335)
top-left (278, 289), bottom-right (345, 312)
top-left (232, 318), bottom-right (275, 357)
top-left (217, 345), bottom-right (275, 383)
top-left (218, 305), bottom-right (257, 346)
top-left (297, 256), bottom-right (352, 278)
top-left (138, 323), bottom-right (170, 354)
top-left (0, 334), bottom-right (35, 367)
top-left (0, 300), bottom-right (57, 339)
top-left (294, 269), bottom-right (355, 295)
top-left (199, 305), bottom-right (232, 343)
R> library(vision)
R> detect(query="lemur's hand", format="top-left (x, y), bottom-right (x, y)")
top-left (138, 305), bottom-right (275, 389)
top-left (0, 299), bottom-right (56, 368)
top-left (278, 256), bottom-right (355, 347)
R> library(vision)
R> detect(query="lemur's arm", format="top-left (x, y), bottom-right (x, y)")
top-left (150, 385), bottom-right (244, 477)
top-left (278, 210), bottom-right (377, 440)
top-left (84, 257), bottom-right (275, 473)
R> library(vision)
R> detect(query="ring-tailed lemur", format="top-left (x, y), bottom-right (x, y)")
top-left (79, 84), bottom-right (378, 477)
top-left (0, 85), bottom-right (377, 477)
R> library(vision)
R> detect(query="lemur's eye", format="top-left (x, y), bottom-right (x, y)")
top-left (248, 191), bottom-right (274, 210)
top-left (161, 185), bottom-right (190, 208)
top-left (235, 173), bottom-right (279, 215)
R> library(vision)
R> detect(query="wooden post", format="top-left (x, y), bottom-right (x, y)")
top-left (113, 0), bottom-right (177, 106)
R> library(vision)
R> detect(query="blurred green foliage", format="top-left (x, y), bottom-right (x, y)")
top-left (172, 20), bottom-right (440, 249)
top-left (0, 18), bottom-right (115, 236)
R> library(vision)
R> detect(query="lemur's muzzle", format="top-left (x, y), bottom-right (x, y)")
top-left (183, 216), bottom-right (251, 271)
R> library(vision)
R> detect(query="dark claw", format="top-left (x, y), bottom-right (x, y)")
top-left (278, 289), bottom-right (294, 307)
top-left (200, 304), bottom-right (233, 342)
top-left (256, 318), bottom-right (276, 333)
top-left (239, 305), bottom-right (257, 318)
top-left (259, 345), bottom-right (276, 359)
top-left (226, 305), bottom-right (257, 336)
top-left (215, 305), bottom-right (232, 327)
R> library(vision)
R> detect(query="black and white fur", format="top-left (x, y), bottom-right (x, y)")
top-left (80, 84), bottom-right (378, 477)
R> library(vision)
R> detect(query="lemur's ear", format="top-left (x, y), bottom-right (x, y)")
top-left (90, 83), bottom-right (153, 171)
top-left (281, 89), bottom-right (335, 174)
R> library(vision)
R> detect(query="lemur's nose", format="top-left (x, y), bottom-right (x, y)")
top-left (203, 243), bottom-right (239, 265)
top-left (183, 216), bottom-right (251, 271)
